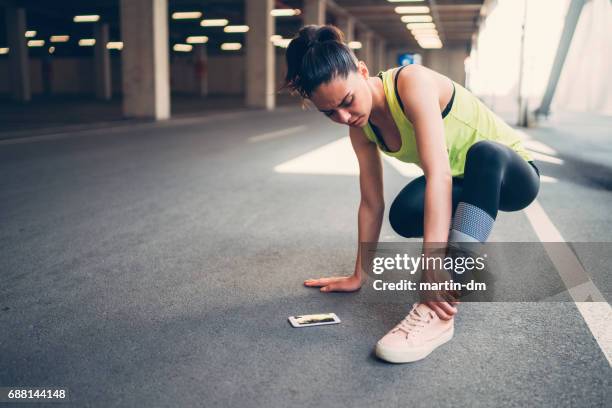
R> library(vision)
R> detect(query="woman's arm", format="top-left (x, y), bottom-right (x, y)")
top-left (304, 126), bottom-right (384, 292)
top-left (397, 66), bottom-right (453, 244)
top-left (350, 125), bottom-right (385, 281)
top-left (397, 66), bottom-right (458, 319)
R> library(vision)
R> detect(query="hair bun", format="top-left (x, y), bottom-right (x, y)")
top-left (315, 25), bottom-right (344, 44)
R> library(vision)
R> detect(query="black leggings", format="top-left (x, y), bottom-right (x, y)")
top-left (389, 140), bottom-right (540, 238)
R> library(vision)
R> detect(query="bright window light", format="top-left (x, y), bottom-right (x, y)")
top-left (48, 46), bottom-right (55, 54)
top-left (401, 15), bottom-right (432, 23)
top-left (25, 30), bottom-right (36, 38)
top-left (200, 19), bottom-right (228, 27)
top-left (0, 47), bottom-right (9, 54)
top-left (78, 39), bottom-right (96, 46)
top-left (407, 22), bottom-right (436, 29)
top-left (173, 44), bottom-right (193, 52)
top-left (50, 35), bottom-right (70, 43)
top-left (348, 41), bottom-right (362, 49)
top-left (27, 40), bottom-right (45, 47)
top-left (74, 15), bottom-right (100, 23)
top-left (224, 25), bottom-right (249, 33)
top-left (172, 11), bottom-right (202, 20)
top-left (186, 36), bottom-right (209, 44)
top-left (271, 9), bottom-right (301, 17)
top-left (220, 43), bottom-right (242, 51)
top-left (106, 41), bottom-right (123, 50)
top-left (395, 6), bottom-right (430, 14)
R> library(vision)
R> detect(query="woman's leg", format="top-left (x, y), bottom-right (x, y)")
top-left (389, 175), bottom-right (464, 238)
top-left (449, 140), bottom-right (540, 243)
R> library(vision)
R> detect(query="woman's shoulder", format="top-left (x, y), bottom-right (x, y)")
top-left (395, 64), bottom-right (439, 90)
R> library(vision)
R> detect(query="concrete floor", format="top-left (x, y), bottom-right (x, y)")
top-left (0, 108), bottom-right (610, 407)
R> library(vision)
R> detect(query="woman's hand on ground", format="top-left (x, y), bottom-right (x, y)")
top-left (304, 275), bottom-right (363, 292)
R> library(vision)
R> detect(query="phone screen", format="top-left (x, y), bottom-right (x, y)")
top-left (295, 313), bottom-right (335, 325)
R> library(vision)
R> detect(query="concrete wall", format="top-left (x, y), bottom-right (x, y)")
top-left (384, 46), bottom-right (467, 86)
top-left (0, 49), bottom-right (290, 97)
top-left (422, 47), bottom-right (468, 86)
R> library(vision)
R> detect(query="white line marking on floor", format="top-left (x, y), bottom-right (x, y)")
top-left (528, 151), bottom-right (564, 165)
top-left (523, 199), bottom-right (612, 365)
top-left (248, 125), bottom-right (307, 143)
top-left (540, 175), bottom-right (558, 183)
top-left (522, 139), bottom-right (559, 155)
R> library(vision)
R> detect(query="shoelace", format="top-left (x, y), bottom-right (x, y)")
top-left (393, 304), bottom-right (434, 337)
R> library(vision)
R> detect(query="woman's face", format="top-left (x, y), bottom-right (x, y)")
top-left (309, 62), bottom-right (372, 128)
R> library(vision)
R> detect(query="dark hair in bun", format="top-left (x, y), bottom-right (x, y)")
top-left (284, 25), bottom-right (358, 98)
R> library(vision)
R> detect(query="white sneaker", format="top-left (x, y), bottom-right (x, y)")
top-left (375, 303), bottom-right (454, 363)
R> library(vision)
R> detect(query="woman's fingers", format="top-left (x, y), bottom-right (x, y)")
top-left (428, 303), bottom-right (451, 320)
top-left (304, 277), bottom-right (343, 287)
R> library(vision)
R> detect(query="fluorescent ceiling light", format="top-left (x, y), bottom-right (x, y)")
top-left (25, 30), bottom-right (37, 38)
top-left (172, 11), bottom-right (202, 20)
top-left (410, 28), bottom-right (438, 34)
top-left (106, 41), bottom-right (123, 50)
top-left (221, 43), bottom-right (242, 51)
top-left (274, 39), bottom-right (291, 48)
top-left (415, 36), bottom-right (441, 43)
top-left (418, 39), bottom-right (443, 49)
top-left (186, 36), bottom-right (209, 44)
top-left (200, 19), bottom-right (228, 27)
top-left (78, 38), bottom-right (95, 46)
top-left (48, 46), bottom-right (55, 54)
top-left (271, 9), bottom-right (301, 17)
top-left (50, 35), bottom-right (70, 43)
top-left (395, 6), bottom-right (430, 14)
top-left (173, 44), bottom-right (193, 52)
top-left (0, 47), bottom-right (9, 54)
top-left (74, 15), bottom-right (100, 22)
top-left (401, 15), bottom-right (433, 23)
top-left (348, 41), bottom-right (362, 49)
top-left (224, 25), bottom-right (249, 33)
top-left (27, 40), bottom-right (45, 47)
top-left (407, 22), bottom-right (436, 29)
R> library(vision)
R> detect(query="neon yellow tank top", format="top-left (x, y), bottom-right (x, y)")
top-left (362, 67), bottom-right (533, 177)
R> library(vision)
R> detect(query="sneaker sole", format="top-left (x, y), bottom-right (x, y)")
top-left (375, 326), bottom-right (454, 363)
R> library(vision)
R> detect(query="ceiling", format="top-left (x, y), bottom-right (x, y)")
top-left (0, 0), bottom-right (483, 57)
top-left (332, 0), bottom-right (484, 49)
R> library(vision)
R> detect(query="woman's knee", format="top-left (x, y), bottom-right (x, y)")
top-left (465, 140), bottom-right (511, 171)
top-left (389, 182), bottom-right (425, 238)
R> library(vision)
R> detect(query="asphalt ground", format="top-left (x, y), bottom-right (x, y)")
top-left (1, 108), bottom-right (610, 407)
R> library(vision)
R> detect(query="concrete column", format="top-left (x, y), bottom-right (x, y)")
top-left (335, 15), bottom-right (354, 43)
top-left (358, 30), bottom-right (374, 69)
top-left (376, 38), bottom-right (387, 73)
top-left (246, 0), bottom-right (275, 110)
top-left (5, 7), bottom-right (31, 102)
top-left (303, 0), bottom-right (326, 26)
top-left (94, 23), bottom-right (112, 100)
top-left (194, 44), bottom-right (208, 97)
top-left (120, 0), bottom-right (170, 120)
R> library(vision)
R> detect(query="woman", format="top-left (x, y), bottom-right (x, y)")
top-left (285, 25), bottom-right (540, 363)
